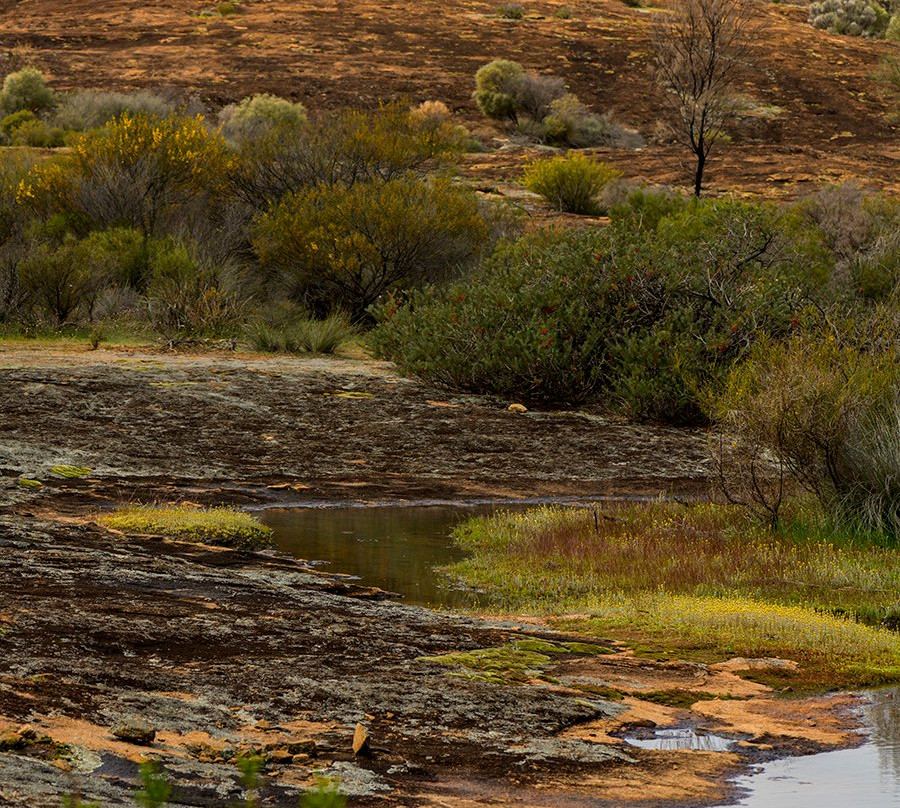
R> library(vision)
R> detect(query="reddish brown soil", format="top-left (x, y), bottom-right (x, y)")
top-left (1, 0), bottom-right (897, 195)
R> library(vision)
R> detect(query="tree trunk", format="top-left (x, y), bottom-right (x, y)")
top-left (693, 151), bottom-right (705, 198)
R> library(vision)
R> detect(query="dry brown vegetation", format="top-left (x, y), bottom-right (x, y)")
top-left (0, 0), bottom-right (897, 195)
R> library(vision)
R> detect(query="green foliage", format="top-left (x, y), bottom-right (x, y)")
top-left (887, 12), bottom-right (900, 38)
top-left (446, 501), bottom-right (900, 684)
top-left (8, 117), bottom-right (66, 147)
top-left (98, 505), bottom-right (275, 549)
top-left (473, 59), bottom-right (525, 121)
top-left (53, 89), bottom-right (174, 131)
top-left (374, 199), bottom-right (815, 421)
top-left (713, 319), bottom-right (899, 536)
top-left (146, 241), bottom-right (243, 337)
top-left (809, 0), bottom-right (890, 35)
top-left (253, 176), bottom-right (486, 321)
top-left (18, 237), bottom-right (99, 324)
top-left (540, 94), bottom-right (633, 148)
top-left (0, 109), bottom-right (37, 139)
top-left (228, 102), bottom-right (466, 210)
top-left (135, 761), bottom-right (171, 808)
top-left (0, 67), bottom-right (55, 115)
top-left (301, 778), bottom-right (346, 808)
top-left (248, 313), bottom-right (356, 355)
top-left (497, 2), bottom-right (525, 17)
top-left (61, 798), bottom-right (101, 808)
top-left (237, 753), bottom-right (264, 808)
top-left (522, 153), bottom-right (621, 213)
top-left (220, 93), bottom-right (307, 142)
top-left (19, 113), bottom-right (229, 238)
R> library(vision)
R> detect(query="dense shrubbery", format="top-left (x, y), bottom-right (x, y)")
top-left (522, 153), bottom-right (621, 213)
top-left (373, 191), bottom-right (897, 423)
top-left (254, 176), bottom-right (487, 321)
top-left (472, 58), bottom-right (637, 147)
top-left (809, 0), bottom-right (890, 36)
top-left (713, 308), bottom-right (899, 535)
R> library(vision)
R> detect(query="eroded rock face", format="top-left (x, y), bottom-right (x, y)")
top-left (0, 515), bottom-right (627, 806)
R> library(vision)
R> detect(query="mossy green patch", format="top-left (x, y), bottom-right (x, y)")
top-left (636, 689), bottom-right (720, 708)
top-left (98, 505), bottom-right (274, 550)
top-left (49, 465), bottom-right (93, 479)
top-left (17, 477), bottom-right (43, 489)
top-left (418, 646), bottom-right (552, 684)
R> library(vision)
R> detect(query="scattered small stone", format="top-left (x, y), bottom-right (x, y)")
top-left (267, 748), bottom-right (293, 764)
top-left (111, 722), bottom-right (156, 746)
top-left (291, 753), bottom-right (311, 764)
top-left (352, 723), bottom-right (370, 755)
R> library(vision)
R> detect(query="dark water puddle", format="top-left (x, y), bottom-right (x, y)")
top-left (623, 727), bottom-right (736, 751)
top-left (259, 502), bottom-right (540, 607)
top-left (713, 687), bottom-right (899, 808)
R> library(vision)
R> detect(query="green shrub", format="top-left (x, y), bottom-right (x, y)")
top-left (712, 316), bottom-right (899, 535)
top-left (19, 113), bottom-right (229, 238)
top-left (219, 92), bottom-right (307, 142)
top-left (228, 102), bottom-right (466, 210)
top-left (887, 12), bottom-right (900, 38)
top-left (146, 242), bottom-right (243, 337)
top-left (248, 313), bottom-right (356, 354)
top-left (52, 89), bottom-right (174, 131)
top-left (17, 236), bottom-right (101, 324)
top-left (9, 118), bottom-right (65, 147)
top-left (253, 176), bottom-right (487, 321)
top-left (0, 68), bottom-right (55, 115)
top-left (98, 504), bottom-right (274, 550)
top-left (473, 59), bottom-right (527, 121)
top-left (608, 185), bottom-right (689, 230)
top-left (522, 153), bottom-right (621, 214)
top-left (541, 94), bottom-right (638, 148)
top-left (0, 109), bottom-right (36, 140)
top-left (497, 2), bottom-right (525, 17)
top-left (809, 0), bottom-right (889, 36)
top-left (372, 230), bottom-right (614, 405)
top-left (374, 201), bottom-right (813, 420)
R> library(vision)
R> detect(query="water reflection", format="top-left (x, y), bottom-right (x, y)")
top-left (259, 503), bottom-right (528, 607)
top-left (624, 728), bottom-right (735, 751)
top-left (715, 688), bottom-right (899, 808)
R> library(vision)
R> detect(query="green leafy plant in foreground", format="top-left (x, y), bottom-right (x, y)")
top-left (135, 761), bottom-right (171, 808)
top-left (300, 777), bottom-right (347, 808)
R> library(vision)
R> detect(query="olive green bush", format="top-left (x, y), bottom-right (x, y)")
top-left (809, 0), bottom-right (890, 35)
top-left (227, 102), bottom-right (466, 211)
top-left (0, 68), bottom-right (55, 115)
top-left (219, 93), bottom-right (307, 142)
top-left (522, 153), bottom-right (621, 213)
top-left (712, 314), bottom-right (899, 535)
top-left (253, 176), bottom-right (487, 321)
top-left (52, 89), bottom-right (175, 131)
top-left (373, 199), bottom-right (814, 421)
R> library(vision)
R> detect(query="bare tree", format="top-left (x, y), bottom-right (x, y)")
top-left (653, 0), bottom-right (757, 197)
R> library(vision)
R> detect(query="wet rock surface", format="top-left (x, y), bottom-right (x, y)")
top-left (0, 349), bottom-right (834, 807)
top-left (0, 514), bottom-right (628, 806)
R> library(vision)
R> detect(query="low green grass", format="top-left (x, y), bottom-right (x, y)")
top-left (445, 502), bottom-right (900, 688)
top-left (98, 505), bottom-right (274, 550)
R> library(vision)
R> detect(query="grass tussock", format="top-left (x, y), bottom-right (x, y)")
top-left (447, 502), bottom-right (900, 686)
top-left (99, 505), bottom-right (274, 550)
top-left (247, 314), bottom-right (357, 355)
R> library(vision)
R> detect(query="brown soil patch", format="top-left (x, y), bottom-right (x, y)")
top-left (1, 0), bottom-right (897, 196)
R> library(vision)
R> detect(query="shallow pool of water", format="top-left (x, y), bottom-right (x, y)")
top-left (714, 687), bottom-right (899, 808)
top-left (623, 727), bottom-right (736, 752)
top-left (259, 502), bottom-right (532, 607)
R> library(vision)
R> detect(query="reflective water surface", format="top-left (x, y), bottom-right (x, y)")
top-left (714, 687), bottom-right (899, 808)
top-left (259, 503), bottom-right (530, 607)
top-left (623, 727), bottom-right (736, 752)
top-left (261, 504), bottom-right (898, 807)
